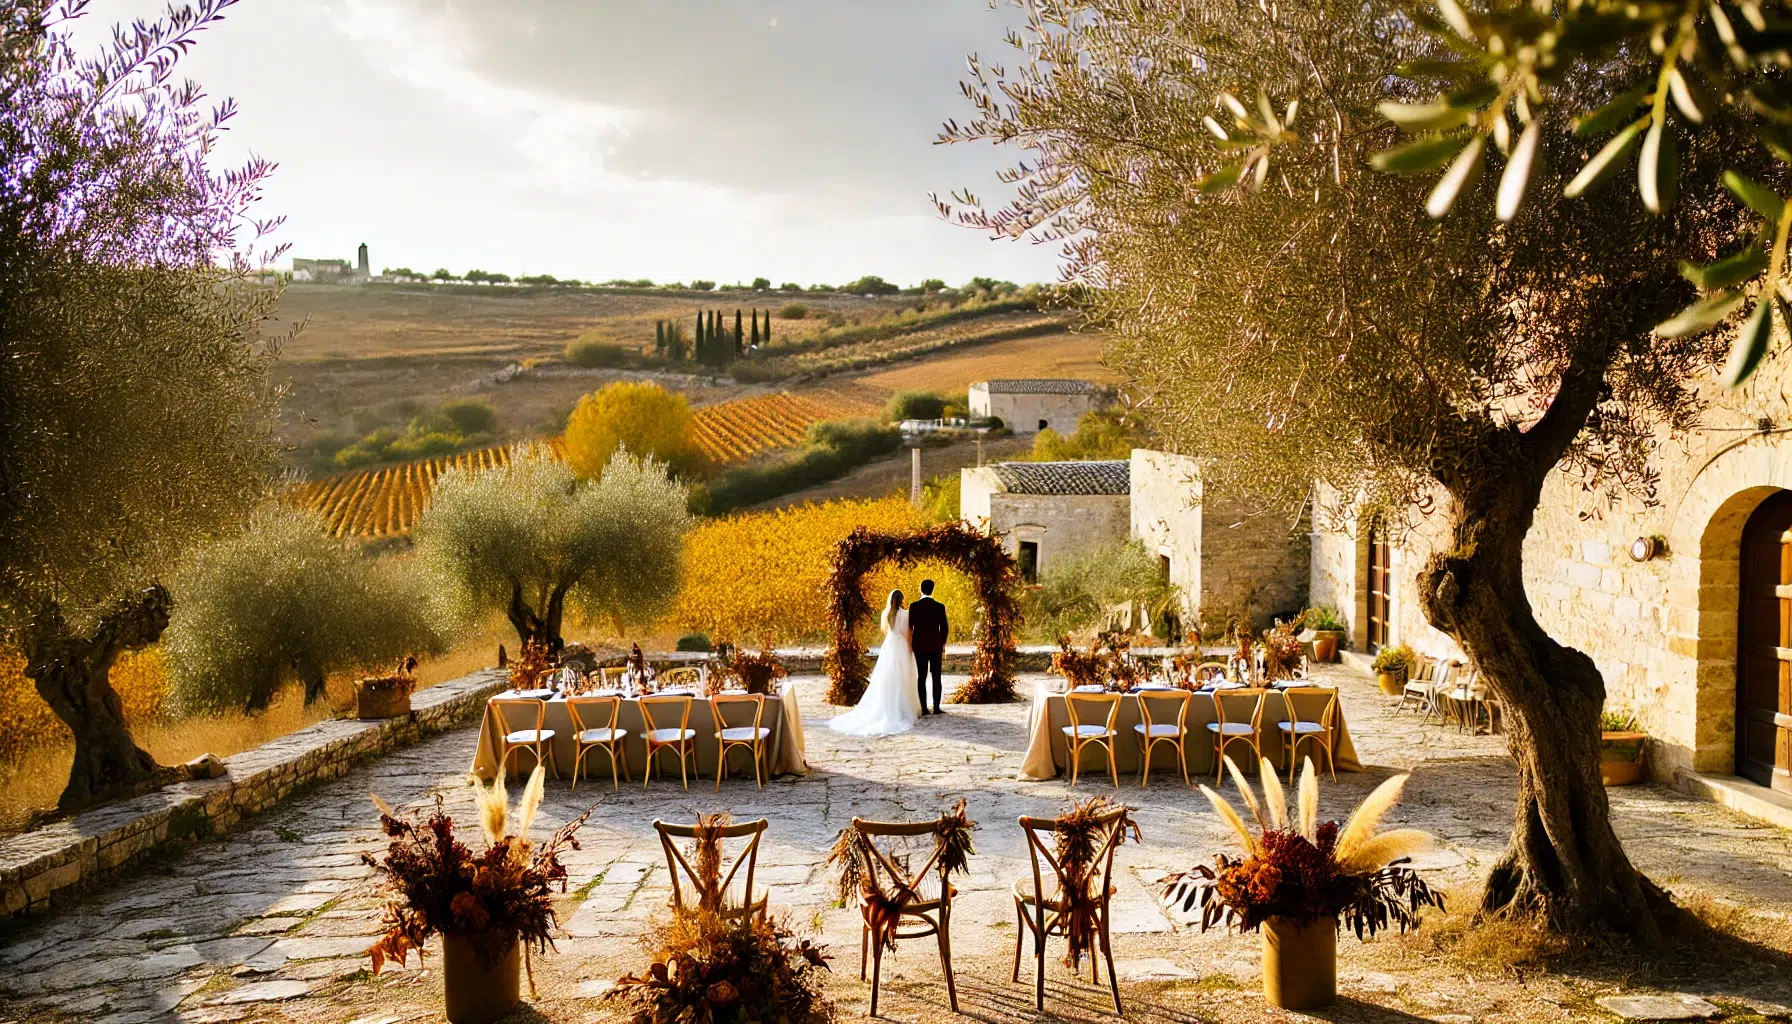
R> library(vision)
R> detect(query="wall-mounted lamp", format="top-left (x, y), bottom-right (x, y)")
top-left (1628, 536), bottom-right (1666, 562)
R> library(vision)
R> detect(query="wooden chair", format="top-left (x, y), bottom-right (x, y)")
top-left (713, 693), bottom-right (771, 790)
top-left (1205, 690), bottom-right (1265, 782)
top-left (1444, 669), bottom-right (1492, 734)
top-left (653, 817), bottom-right (768, 923)
top-left (1193, 661), bottom-right (1229, 685)
top-left (843, 816), bottom-right (963, 1016)
top-left (1276, 686), bottom-right (1339, 780)
top-left (1133, 690), bottom-right (1193, 789)
top-left (567, 695), bottom-right (628, 791)
top-left (639, 694), bottom-right (697, 791)
top-left (1062, 692), bottom-right (1122, 788)
top-left (1400, 658), bottom-right (1449, 720)
top-left (1011, 810), bottom-right (1128, 1015)
top-left (489, 697), bottom-right (558, 779)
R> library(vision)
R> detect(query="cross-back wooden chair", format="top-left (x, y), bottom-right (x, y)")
top-left (1193, 661), bottom-right (1229, 686)
top-left (653, 817), bottom-right (769, 923)
top-left (712, 693), bottom-right (771, 790)
top-left (1062, 692), bottom-right (1123, 788)
top-left (1011, 810), bottom-right (1128, 1015)
top-left (567, 695), bottom-right (628, 791)
top-left (489, 696), bottom-right (558, 779)
top-left (1205, 690), bottom-right (1265, 782)
top-left (1132, 689), bottom-right (1193, 789)
top-left (844, 816), bottom-right (963, 1016)
top-left (1276, 686), bottom-right (1340, 781)
top-left (639, 694), bottom-right (697, 791)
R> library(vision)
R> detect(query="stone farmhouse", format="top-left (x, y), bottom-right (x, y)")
top-left (967, 378), bottom-right (1097, 434)
top-left (291, 242), bottom-right (371, 284)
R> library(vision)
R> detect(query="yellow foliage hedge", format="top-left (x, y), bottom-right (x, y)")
top-left (564, 381), bottom-right (707, 480)
top-left (0, 647), bottom-right (168, 763)
top-left (670, 496), bottom-right (977, 646)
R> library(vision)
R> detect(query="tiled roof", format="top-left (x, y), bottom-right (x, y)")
top-left (975, 379), bottom-right (1095, 395)
top-left (990, 460), bottom-right (1130, 495)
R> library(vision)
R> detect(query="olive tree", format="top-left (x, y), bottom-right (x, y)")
top-left (940, 0), bottom-right (1754, 938)
top-left (164, 507), bottom-right (451, 714)
top-left (0, 1), bottom-right (282, 811)
top-left (415, 447), bottom-right (691, 650)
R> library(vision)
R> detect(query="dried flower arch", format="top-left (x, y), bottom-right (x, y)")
top-left (823, 522), bottom-right (1022, 705)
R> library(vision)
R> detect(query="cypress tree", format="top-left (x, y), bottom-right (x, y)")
top-left (733, 308), bottom-right (743, 353)
top-left (655, 320), bottom-right (666, 356)
top-left (750, 308), bottom-right (760, 346)
top-left (765, 311), bottom-right (772, 345)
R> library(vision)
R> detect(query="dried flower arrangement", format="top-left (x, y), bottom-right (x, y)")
top-left (1162, 757), bottom-right (1444, 938)
top-left (610, 812), bottom-right (833, 1024)
top-left (1049, 635), bottom-right (1105, 688)
top-left (1096, 629), bottom-right (1148, 690)
top-left (361, 654), bottom-right (420, 697)
top-left (363, 766), bottom-right (588, 987)
top-left (1260, 614), bottom-right (1306, 682)
top-left (1053, 796), bottom-right (1141, 967)
top-left (508, 639), bottom-right (555, 691)
top-left (712, 646), bottom-right (788, 696)
top-left (826, 799), bottom-right (977, 951)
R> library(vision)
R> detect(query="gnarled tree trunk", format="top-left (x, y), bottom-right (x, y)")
top-left (1419, 475), bottom-right (1669, 940)
top-left (505, 581), bottom-right (568, 652)
top-left (23, 586), bottom-right (173, 814)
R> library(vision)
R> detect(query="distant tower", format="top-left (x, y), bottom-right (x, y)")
top-left (356, 242), bottom-right (369, 280)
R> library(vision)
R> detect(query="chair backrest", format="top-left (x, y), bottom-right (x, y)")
top-left (639, 694), bottom-right (693, 736)
top-left (490, 697), bottom-right (546, 736)
top-left (713, 693), bottom-right (766, 734)
top-left (848, 816), bottom-right (957, 906)
top-left (1412, 656), bottom-right (1437, 682)
top-left (1015, 809), bottom-right (1129, 915)
top-left (1459, 669), bottom-right (1485, 698)
top-left (1065, 692), bottom-right (1122, 734)
top-left (1194, 661), bottom-right (1229, 684)
top-left (566, 695), bottom-right (620, 737)
top-left (1136, 690), bottom-right (1191, 732)
top-left (661, 666), bottom-right (701, 689)
top-left (654, 817), bottom-right (768, 917)
top-left (1433, 661), bottom-right (1458, 689)
top-left (1279, 686), bottom-right (1338, 731)
top-left (1212, 690), bottom-right (1266, 730)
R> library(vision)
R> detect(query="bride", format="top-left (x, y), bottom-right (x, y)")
top-left (828, 589), bottom-right (922, 737)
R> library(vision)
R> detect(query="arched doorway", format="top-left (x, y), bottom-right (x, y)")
top-left (1737, 489), bottom-right (1792, 791)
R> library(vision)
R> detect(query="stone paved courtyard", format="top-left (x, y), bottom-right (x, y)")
top-left (2, 665), bottom-right (1790, 1024)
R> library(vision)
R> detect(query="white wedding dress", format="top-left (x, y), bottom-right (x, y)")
top-left (828, 608), bottom-right (922, 737)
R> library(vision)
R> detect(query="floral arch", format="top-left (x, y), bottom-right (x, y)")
top-left (823, 522), bottom-right (1023, 706)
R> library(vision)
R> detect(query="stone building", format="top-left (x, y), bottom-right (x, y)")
top-left (1309, 365), bottom-right (1792, 815)
top-left (967, 379), bottom-right (1096, 434)
top-left (291, 243), bottom-right (370, 284)
top-left (959, 460), bottom-right (1132, 581)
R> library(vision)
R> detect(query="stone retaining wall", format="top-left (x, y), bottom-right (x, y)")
top-left (0, 668), bottom-right (507, 920)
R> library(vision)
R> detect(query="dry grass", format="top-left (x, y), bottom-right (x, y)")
top-left (848, 328), bottom-right (1115, 394)
top-left (0, 626), bottom-right (503, 837)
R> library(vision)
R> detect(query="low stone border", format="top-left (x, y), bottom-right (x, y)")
top-left (0, 668), bottom-right (507, 920)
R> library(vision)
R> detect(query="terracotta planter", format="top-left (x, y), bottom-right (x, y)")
top-left (1260, 915), bottom-right (1337, 1011)
top-left (442, 929), bottom-right (522, 1024)
top-left (1600, 730), bottom-right (1647, 786)
top-left (355, 679), bottom-right (412, 720)
top-left (1376, 670), bottom-right (1406, 696)
top-left (1312, 631), bottom-right (1342, 663)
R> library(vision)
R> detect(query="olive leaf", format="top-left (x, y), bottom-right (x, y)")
top-left (1572, 84), bottom-right (1649, 138)
top-left (1722, 170), bottom-right (1784, 219)
top-left (1496, 121), bottom-right (1542, 222)
top-left (1426, 135), bottom-right (1486, 218)
top-left (1679, 245), bottom-right (1770, 289)
top-left (1198, 161), bottom-right (1248, 193)
top-left (1655, 291), bottom-right (1746, 338)
top-left (1564, 116), bottom-right (1648, 198)
top-left (1719, 296), bottom-right (1774, 388)
top-left (1369, 134), bottom-right (1467, 174)
top-left (1378, 100), bottom-right (1471, 132)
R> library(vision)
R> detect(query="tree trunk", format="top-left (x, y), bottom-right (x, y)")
top-left (23, 586), bottom-right (174, 814)
top-left (1418, 489), bottom-right (1669, 940)
top-left (506, 582), bottom-right (556, 651)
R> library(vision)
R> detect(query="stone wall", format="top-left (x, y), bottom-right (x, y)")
top-left (0, 669), bottom-right (507, 919)
top-left (1130, 449), bottom-right (1203, 620)
top-left (967, 388), bottom-right (1095, 434)
top-left (989, 492), bottom-right (1131, 575)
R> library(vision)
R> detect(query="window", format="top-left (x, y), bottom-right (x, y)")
top-left (1018, 541), bottom-right (1039, 583)
top-left (1158, 554), bottom-right (1172, 583)
top-left (1038, 419), bottom-right (1049, 431)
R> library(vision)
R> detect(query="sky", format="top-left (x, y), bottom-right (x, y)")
top-left (81, 0), bottom-right (1064, 287)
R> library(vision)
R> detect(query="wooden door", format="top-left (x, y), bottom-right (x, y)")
top-left (1737, 489), bottom-right (1792, 792)
top-left (1367, 518), bottom-right (1392, 651)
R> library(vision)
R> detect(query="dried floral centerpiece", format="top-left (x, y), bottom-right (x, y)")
top-left (1260, 614), bottom-right (1306, 683)
top-left (1049, 635), bottom-right (1105, 690)
top-left (364, 766), bottom-right (588, 1024)
top-left (610, 812), bottom-right (833, 1024)
top-left (508, 639), bottom-right (555, 691)
top-left (712, 645), bottom-right (788, 696)
top-left (1162, 757), bottom-right (1444, 1011)
top-left (356, 655), bottom-right (419, 720)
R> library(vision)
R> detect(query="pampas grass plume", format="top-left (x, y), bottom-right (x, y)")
top-left (1258, 758), bottom-right (1288, 829)
top-left (1298, 757), bottom-right (1319, 841)
top-left (1222, 756), bottom-right (1265, 828)
top-left (1198, 783), bottom-right (1260, 856)
top-left (1336, 828), bottom-right (1433, 874)
top-left (1335, 772), bottom-right (1409, 863)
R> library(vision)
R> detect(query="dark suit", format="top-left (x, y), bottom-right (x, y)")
top-left (909, 595), bottom-right (948, 710)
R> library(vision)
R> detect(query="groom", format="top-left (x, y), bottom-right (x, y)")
top-left (909, 579), bottom-right (948, 715)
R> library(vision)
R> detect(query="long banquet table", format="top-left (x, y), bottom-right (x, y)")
top-left (1019, 682), bottom-right (1363, 780)
top-left (471, 682), bottom-right (809, 782)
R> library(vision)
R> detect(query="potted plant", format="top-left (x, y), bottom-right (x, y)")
top-left (356, 655), bottom-right (419, 720)
top-left (1600, 711), bottom-right (1647, 786)
top-left (364, 767), bottom-right (588, 1024)
top-left (1163, 757), bottom-right (1445, 1011)
top-left (1304, 606), bottom-right (1348, 662)
top-left (1371, 645), bottom-right (1418, 696)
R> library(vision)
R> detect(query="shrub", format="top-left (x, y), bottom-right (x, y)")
top-left (565, 333), bottom-right (630, 368)
top-left (1304, 605), bottom-right (1348, 633)
top-left (333, 443), bottom-right (381, 469)
top-left (919, 473), bottom-right (961, 524)
top-left (1029, 408), bottom-right (1137, 461)
top-left (1372, 644), bottom-right (1417, 676)
top-left (779, 282), bottom-right (802, 292)
top-left (886, 390), bottom-right (948, 422)
top-left (842, 274), bottom-right (900, 296)
top-left (164, 506), bottom-right (452, 714)
top-left (778, 303), bottom-right (808, 320)
top-left (564, 381), bottom-right (707, 480)
top-left (751, 277), bottom-right (771, 290)
top-left (703, 419), bottom-right (901, 513)
top-left (675, 633), bottom-right (713, 652)
top-left (384, 431), bottom-right (461, 459)
top-left (690, 280), bottom-right (716, 291)
top-left (439, 399), bottom-right (497, 436)
top-left (1023, 541), bottom-right (1183, 643)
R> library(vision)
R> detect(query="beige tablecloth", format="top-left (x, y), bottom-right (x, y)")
top-left (471, 682), bottom-right (809, 782)
top-left (1019, 683), bottom-right (1362, 780)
